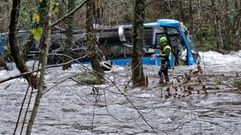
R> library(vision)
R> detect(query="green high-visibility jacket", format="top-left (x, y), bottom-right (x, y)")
top-left (159, 45), bottom-right (172, 62)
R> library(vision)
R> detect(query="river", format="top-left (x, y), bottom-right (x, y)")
top-left (0, 51), bottom-right (241, 135)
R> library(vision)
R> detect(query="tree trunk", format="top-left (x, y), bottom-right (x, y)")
top-left (26, 0), bottom-right (52, 134)
top-left (178, 0), bottom-right (185, 23)
top-left (63, 0), bottom-right (76, 70)
top-left (22, 34), bottom-right (35, 62)
top-left (197, 0), bottom-right (205, 47)
top-left (86, 0), bottom-right (104, 79)
top-left (235, 0), bottom-right (241, 49)
top-left (223, 0), bottom-right (232, 49)
top-left (8, 0), bottom-right (38, 89)
top-left (211, 0), bottom-right (224, 50)
top-left (188, 0), bottom-right (193, 32)
top-left (95, 0), bottom-right (102, 24)
top-left (131, 0), bottom-right (147, 87)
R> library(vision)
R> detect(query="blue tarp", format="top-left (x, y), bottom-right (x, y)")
top-left (111, 57), bottom-right (159, 66)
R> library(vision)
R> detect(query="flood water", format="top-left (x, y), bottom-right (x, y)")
top-left (1, 51), bottom-right (241, 135)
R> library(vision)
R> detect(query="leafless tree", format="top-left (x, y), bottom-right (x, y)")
top-left (131, 0), bottom-right (148, 87)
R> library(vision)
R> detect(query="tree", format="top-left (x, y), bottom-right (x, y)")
top-left (196, 0), bottom-right (205, 47)
top-left (63, 0), bottom-right (76, 70)
top-left (86, 0), bottom-right (104, 80)
top-left (188, 0), bottom-right (193, 32)
top-left (226, 0), bottom-right (241, 50)
top-left (131, 0), bottom-right (147, 87)
top-left (211, 0), bottom-right (224, 50)
top-left (94, 0), bottom-right (102, 24)
top-left (26, 0), bottom-right (52, 134)
top-left (178, 0), bottom-right (185, 23)
top-left (236, 0), bottom-right (241, 49)
top-left (8, 0), bottom-right (38, 89)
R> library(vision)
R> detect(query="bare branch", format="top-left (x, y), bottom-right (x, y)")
top-left (0, 54), bottom-right (88, 84)
top-left (51, 0), bottom-right (89, 27)
top-left (13, 86), bottom-right (31, 134)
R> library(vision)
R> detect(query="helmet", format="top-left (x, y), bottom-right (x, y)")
top-left (160, 37), bottom-right (167, 45)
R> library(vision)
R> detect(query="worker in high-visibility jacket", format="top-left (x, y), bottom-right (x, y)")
top-left (153, 36), bottom-right (172, 84)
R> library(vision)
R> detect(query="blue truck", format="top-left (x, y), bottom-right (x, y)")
top-left (96, 19), bottom-right (200, 67)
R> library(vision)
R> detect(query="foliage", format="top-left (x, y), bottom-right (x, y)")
top-left (51, 0), bottom-right (59, 14)
top-left (31, 27), bottom-right (43, 40)
top-left (31, 0), bottom-right (48, 40)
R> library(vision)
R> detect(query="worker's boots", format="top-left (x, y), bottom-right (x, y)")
top-left (159, 77), bottom-right (164, 84)
top-left (165, 77), bottom-right (169, 82)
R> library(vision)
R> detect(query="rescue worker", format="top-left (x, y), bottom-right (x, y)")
top-left (153, 36), bottom-right (172, 84)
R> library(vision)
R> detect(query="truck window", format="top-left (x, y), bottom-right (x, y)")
top-left (143, 28), bottom-right (153, 48)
